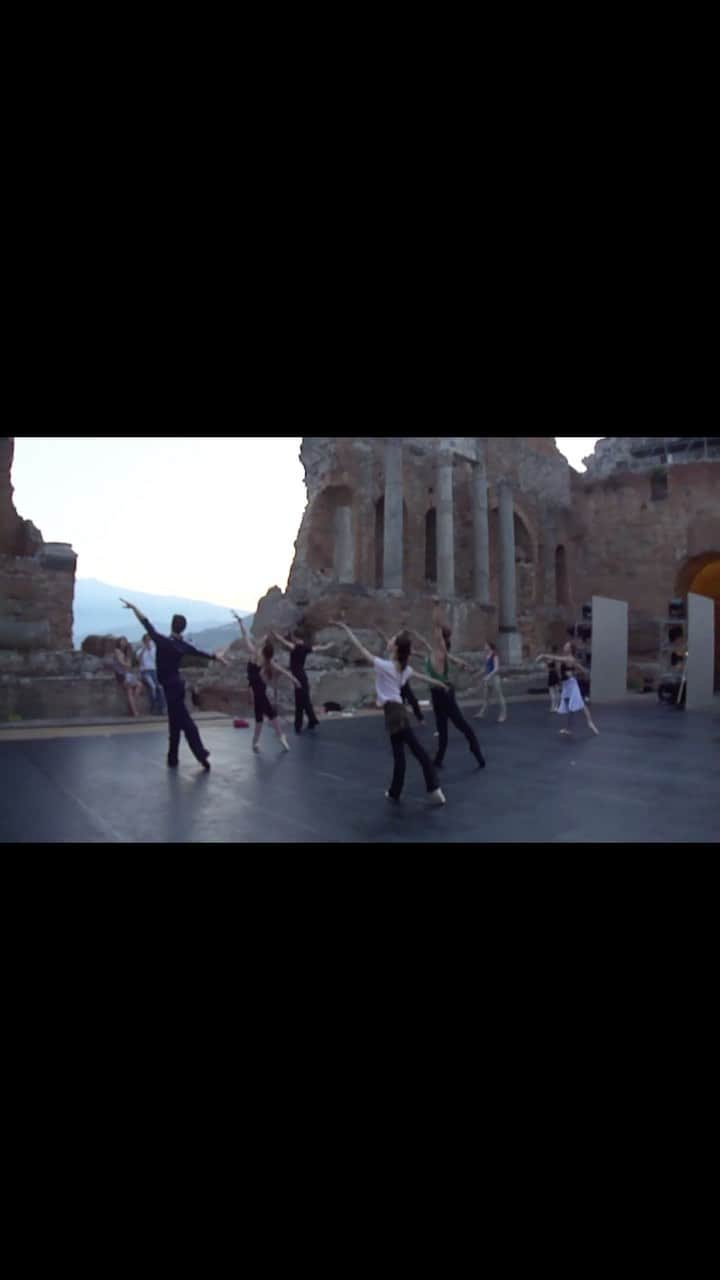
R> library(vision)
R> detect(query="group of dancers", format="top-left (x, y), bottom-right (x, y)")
top-left (119, 596), bottom-right (599, 800)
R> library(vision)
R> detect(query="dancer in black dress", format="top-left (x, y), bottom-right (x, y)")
top-left (411, 601), bottom-right (485, 770)
top-left (233, 614), bottom-right (301, 752)
top-left (332, 621), bottom-right (447, 804)
top-left (535, 646), bottom-right (560, 712)
top-left (120, 598), bottom-right (229, 769)
top-left (271, 629), bottom-right (334, 733)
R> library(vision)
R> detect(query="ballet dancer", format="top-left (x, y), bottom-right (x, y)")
top-left (410, 602), bottom-right (485, 770)
top-left (271, 628), bottom-right (334, 733)
top-left (535, 642), bottom-right (599, 736)
top-left (375, 626), bottom-right (424, 724)
top-left (232, 614), bottom-right (301, 752)
top-left (474, 641), bottom-right (507, 723)
top-left (120, 599), bottom-right (229, 769)
top-left (331, 620), bottom-right (447, 805)
top-left (535, 646), bottom-right (560, 712)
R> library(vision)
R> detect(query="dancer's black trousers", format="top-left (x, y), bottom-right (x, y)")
top-left (388, 726), bottom-right (438, 799)
top-left (294, 676), bottom-right (318, 732)
top-left (164, 681), bottom-right (209, 764)
top-left (401, 680), bottom-right (423, 722)
top-left (431, 687), bottom-right (485, 767)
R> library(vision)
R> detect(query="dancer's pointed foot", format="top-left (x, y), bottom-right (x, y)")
top-left (498, 715), bottom-right (506, 723)
top-left (252, 743), bottom-right (260, 753)
top-left (280, 734), bottom-right (290, 752)
top-left (589, 723), bottom-right (600, 735)
top-left (385, 791), bottom-right (400, 803)
top-left (167, 756), bottom-right (179, 768)
top-left (559, 729), bottom-right (572, 736)
top-left (427, 788), bottom-right (446, 806)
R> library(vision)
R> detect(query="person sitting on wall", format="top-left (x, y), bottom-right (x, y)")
top-left (112, 636), bottom-right (142, 717)
top-left (136, 632), bottom-right (167, 715)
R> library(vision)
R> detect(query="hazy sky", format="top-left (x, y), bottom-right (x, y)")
top-left (11, 436), bottom-right (601, 609)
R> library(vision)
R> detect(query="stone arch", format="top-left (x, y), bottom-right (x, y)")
top-left (675, 551), bottom-right (720, 689)
top-left (307, 484), bottom-right (355, 583)
top-left (425, 508), bottom-right (437, 584)
top-left (555, 545), bottom-right (569, 606)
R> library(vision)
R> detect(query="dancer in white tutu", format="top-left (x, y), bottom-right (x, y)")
top-left (536, 642), bottom-right (599, 736)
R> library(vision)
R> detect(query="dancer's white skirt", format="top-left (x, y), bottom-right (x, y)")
top-left (558, 676), bottom-right (584, 714)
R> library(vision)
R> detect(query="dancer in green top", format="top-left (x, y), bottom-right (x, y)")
top-left (411, 600), bottom-right (485, 771)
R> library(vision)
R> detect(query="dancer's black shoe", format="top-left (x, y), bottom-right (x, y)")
top-left (167, 757), bottom-right (179, 768)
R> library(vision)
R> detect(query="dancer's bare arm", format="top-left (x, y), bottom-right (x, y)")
top-left (272, 661), bottom-right (302, 689)
top-left (312, 643), bottom-right (334, 652)
top-left (409, 668), bottom-right (451, 692)
top-left (447, 652), bottom-right (476, 673)
top-left (409, 628), bottom-right (432, 653)
top-left (271, 631), bottom-right (295, 652)
top-left (331, 621), bottom-right (375, 664)
top-left (233, 612), bottom-right (257, 657)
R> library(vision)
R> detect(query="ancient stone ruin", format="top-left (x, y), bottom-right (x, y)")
top-left (2, 434), bottom-right (719, 720)
top-left (213, 434), bottom-right (720, 710)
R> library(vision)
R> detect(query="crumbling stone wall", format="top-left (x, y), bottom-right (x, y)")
top-left (268, 436), bottom-right (576, 660)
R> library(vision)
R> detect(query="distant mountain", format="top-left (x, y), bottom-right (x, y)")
top-left (73, 578), bottom-right (252, 647)
top-left (183, 619), bottom-right (255, 652)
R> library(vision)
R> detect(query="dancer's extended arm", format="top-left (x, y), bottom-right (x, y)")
top-left (271, 631), bottom-right (295, 652)
top-left (408, 668), bottom-right (453, 692)
top-left (232, 611), bottom-right (258, 658)
top-left (331, 621), bottom-right (376, 664)
top-left (271, 661), bottom-right (302, 689)
top-left (409, 628), bottom-right (432, 653)
top-left (119, 599), bottom-right (229, 666)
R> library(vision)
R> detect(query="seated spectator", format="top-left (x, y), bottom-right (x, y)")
top-left (136, 632), bottom-right (167, 715)
top-left (112, 637), bottom-right (142, 716)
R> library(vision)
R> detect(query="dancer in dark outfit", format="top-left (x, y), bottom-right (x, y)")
top-left (120, 599), bottom-right (229, 768)
top-left (412, 601), bottom-right (485, 770)
top-left (232, 615), bottom-right (301, 751)
top-left (375, 626), bottom-right (424, 723)
top-left (332, 621), bottom-right (447, 804)
top-left (271, 629), bottom-right (333, 733)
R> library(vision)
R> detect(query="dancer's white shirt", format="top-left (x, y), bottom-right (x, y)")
top-left (373, 657), bottom-right (414, 705)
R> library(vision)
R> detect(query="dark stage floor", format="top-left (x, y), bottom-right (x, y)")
top-left (1, 701), bottom-right (718, 844)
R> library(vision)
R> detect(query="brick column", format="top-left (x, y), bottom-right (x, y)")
top-left (498, 480), bottom-right (522, 663)
top-left (437, 445), bottom-right (455, 597)
top-left (383, 437), bottom-right (403, 590)
top-left (473, 445), bottom-right (489, 603)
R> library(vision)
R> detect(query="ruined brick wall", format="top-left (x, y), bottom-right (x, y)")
top-left (0, 437), bottom-right (77, 652)
top-left (572, 461), bottom-right (720, 614)
top-left (0, 547), bottom-right (77, 650)
top-left (285, 437), bottom-right (574, 656)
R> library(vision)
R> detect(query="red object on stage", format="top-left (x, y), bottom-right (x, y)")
top-left (233, 718), bottom-right (250, 729)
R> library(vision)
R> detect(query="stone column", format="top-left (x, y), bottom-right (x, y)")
top-left (383, 437), bottom-right (403, 590)
top-left (498, 480), bottom-right (522, 664)
top-left (437, 446), bottom-right (455, 597)
top-left (473, 447), bottom-right (490, 603)
top-left (334, 506), bottom-right (354, 583)
top-left (541, 520), bottom-right (556, 607)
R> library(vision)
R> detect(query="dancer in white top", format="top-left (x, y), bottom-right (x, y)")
top-left (332, 620), bottom-right (448, 805)
top-left (536, 642), bottom-right (599, 735)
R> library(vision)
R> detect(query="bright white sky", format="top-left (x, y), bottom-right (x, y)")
top-left (11, 436), bottom-right (601, 609)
